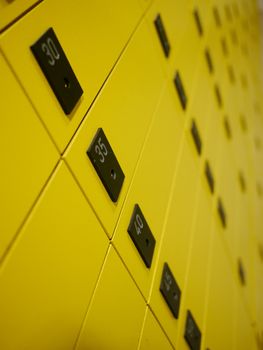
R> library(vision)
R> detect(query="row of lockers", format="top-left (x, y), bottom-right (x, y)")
top-left (1, 0), bottom-right (263, 348)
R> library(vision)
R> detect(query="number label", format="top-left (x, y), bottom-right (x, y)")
top-left (31, 27), bottom-right (83, 115)
top-left (41, 37), bottom-right (60, 66)
top-left (94, 137), bottom-right (108, 163)
top-left (127, 204), bottom-right (156, 268)
top-left (184, 311), bottom-right (201, 350)
top-left (87, 128), bottom-right (125, 202)
top-left (160, 263), bottom-right (181, 318)
top-left (134, 214), bottom-right (144, 235)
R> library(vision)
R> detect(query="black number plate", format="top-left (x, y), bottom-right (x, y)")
top-left (160, 263), bottom-right (181, 318)
top-left (174, 72), bottom-right (187, 110)
top-left (184, 310), bottom-right (202, 350)
top-left (154, 14), bottom-right (170, 58)
top-left (87, 128), bottom-right (125, 202)
top-left (31, 27), bottom-right (83, 115)
top-left (127, 204), bottom-right (156, 268)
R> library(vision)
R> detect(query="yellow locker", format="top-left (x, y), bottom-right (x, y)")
top-left (112, 81), bottom-right (184, 300)
top-left (138, 307), bottom-right (173, 350)
top-left (148, 133), bottom-right (200, 347)
top-left (175, 172), bottom-right (213, 350)
top-left (145, 0), bottom-right (190, 75)
top-left (203, 224), bottom-right (235, 350)
top-left (75, 245), bottom-right (146, 350)
top-left (235, 287), bottom-right (257, 350)
top-left (64, 20), bottom-right (166, 238)
top-left (0, 0), bottom-right (143, 152)
top-left (0, 161), bottom-right (109, 350)
top-left (0, 51), bottom-right (59, 261)
top-left (0, 0), bottom-right (40, 32)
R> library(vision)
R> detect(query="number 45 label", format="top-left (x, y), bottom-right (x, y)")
top-left (31, 27), bottom-right (83, 115)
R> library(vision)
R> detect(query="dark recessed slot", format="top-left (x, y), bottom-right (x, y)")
top-left (205, 161), bottom-right (215, 194)
top-left (217, 197), bottom-right (227, 228)
top-left (225, 4), bottom-right (232, 21)
top-left (154, 14), bottom-right (171, 58)
top-left (193, 9), bottom-right (203, 36)
top-left (223, 116), bottom-right (232, 140)
top-left (221, 37), bottom-right (228, 56)
top-left (191, 120), bottom-right (202, 155)
top-left (238, 171), bottom-right (246, 193)
top-left (238, 258), bottom-right (246, 286)
top-left (227, 65), bottom-right (235, 84)
top-left (213, 7), bottom-right (221, 27)
top-left (184, 310), bottom-right (202, 350)
top-left (214, 84), bottom-right (223, 108)
top-left (174, 72), bottom-right (187, 110)
top-left (205, 48), bottom-right (214, 74)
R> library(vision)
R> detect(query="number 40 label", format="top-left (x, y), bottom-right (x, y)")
top-left (127, 204), bottom-right (156, 268)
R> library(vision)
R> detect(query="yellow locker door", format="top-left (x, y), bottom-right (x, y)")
top-left (175, 172), bottom-right (213, 350)
top-left (75, 245), bottom-right (146, 350)
top-left (0, 0), bottom-right (40, 31)
top-left (0, 51), bottom-right (58, 261)
top-left (138, 307), bottom-right (173, 350)
top-left (64, 20), bottom-right (166, 239)
top-left (0, 0), bottom-right (143, 152)
top-left (0, 161), bottom-right (109, 350)
top-left (148, 131), bottom-right (200, 347)
top-left (203, 223), bottom-right (235, 350)
top-left (112, 81), bottom-right (184, 300)
top-left (235, 287), bottom-right (257, 350)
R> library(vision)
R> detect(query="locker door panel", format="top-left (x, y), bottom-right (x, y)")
top-left (0, 0), bottom-right (40, 31)
top-left (64, 21), bottom-right (166, 238)
top-left (0, 162), bottom-right (108, 350)
top-left (175, 177), bottom-right (213, 350)
top-left (112, 82), bottom-right (184, 299)
top-left (203, 226), bottom-right (235, 350)
top-left (75, 246), bottom-right (146, 350)
top-left (0, 0), bottom-right (143, 152)
top-left (0, 52), bottom-right (59, 261)
top-left (138, 307), bottom-right (173, 350)
top-left (148, 135), bottom-right (200, 347)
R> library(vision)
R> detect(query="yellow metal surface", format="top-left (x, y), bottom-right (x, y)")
top-left (0, 0), bottom-right (263, 348)
top-left (148, 133), bottom-right (200, 347)
top-left (75, 245), bottom-right (146, 350)
top-left (0, 161), bottom-right (109, 349)
top-left (138, 307), bottom-right (173, 350)
top-left (64, 20), bottom-right (166, 238)
top-left (112, 81), bottom-right (184, 300)
top-left (0, 0), bottom-right (41, 32)
top-left (203, 224), bottom-right (236, 350)
top-left (0, 51), bottom-right (59, 261)
top-left (0, 0), bottom-right (143, 152)
top-left (175, 174), bottom-right (213, 350)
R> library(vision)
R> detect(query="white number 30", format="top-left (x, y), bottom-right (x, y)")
top-left (41, 37), bottom-right (60, 66)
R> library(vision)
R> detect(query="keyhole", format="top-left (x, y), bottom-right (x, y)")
top-left (64, 77), bottom-right (70, 89)
top-left (145, 238), bottom-right (149, 246)
top-left (110, 169), bottom-right (117, 180)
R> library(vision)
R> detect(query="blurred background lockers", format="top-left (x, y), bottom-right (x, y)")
top-left (0, 0), bottom-right (263, 349)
